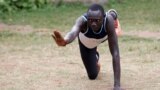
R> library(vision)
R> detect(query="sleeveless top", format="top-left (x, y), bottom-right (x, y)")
top-left (78, 12), bottom-right (108, 49)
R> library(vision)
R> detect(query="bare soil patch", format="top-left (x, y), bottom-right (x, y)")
top-left (0, 23), bottom-right (160, 90)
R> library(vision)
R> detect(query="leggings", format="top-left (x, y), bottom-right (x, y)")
top-left (78, 39), bottom-right (99, 80)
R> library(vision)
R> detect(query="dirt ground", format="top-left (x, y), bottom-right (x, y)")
top-left (1, 23), bottom-right (160, 39)
top-left (0, 24), bottom-right (160, 90)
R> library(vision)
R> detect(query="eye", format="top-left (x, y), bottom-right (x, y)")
top-left (96, 19), bottom-right (101, 23)
top-left (88, 19), bottom-right (92, 22)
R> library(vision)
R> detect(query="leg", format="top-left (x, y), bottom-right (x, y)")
top-left (108, 9), bottom-right (122, 36)
top-left (78, 39), bottom-right (99, 80)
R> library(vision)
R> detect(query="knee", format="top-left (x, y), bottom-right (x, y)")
top-left (88, 73), bottom-right (98, 80)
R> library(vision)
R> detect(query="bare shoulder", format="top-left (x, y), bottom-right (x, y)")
top-left (106, 14), bottom-right (114, 30)
top-left (76, 16), bottom-right (87, 26)
top-left (75, 16), bottom-right (87, 32)
top-left (107, 14), bottom-right (114, 25)
top-left (105, 14), bottom-right (116, 36)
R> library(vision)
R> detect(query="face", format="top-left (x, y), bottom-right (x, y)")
top-left (87, 10), bottom-right (104, 32)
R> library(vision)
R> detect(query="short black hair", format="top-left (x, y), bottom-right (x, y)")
top-left (87, 4), bottom-right (105, 16)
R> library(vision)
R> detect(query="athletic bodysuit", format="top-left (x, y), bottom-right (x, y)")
top-left (78, 12), bottom-right (108, 79)
top-left (79, 13), bottom-right (108, 49)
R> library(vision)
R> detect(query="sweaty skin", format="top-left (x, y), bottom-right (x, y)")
top-left (52, 9), bottom-right (121, 90)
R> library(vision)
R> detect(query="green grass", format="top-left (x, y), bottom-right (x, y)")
top-left (0, 0), bottom-right (160, 32)
top-left (119, 35), bottom-right (160, 55)
top-left (108, 0), bottom-right (160, 32)
top-left (0, 0), bottom-right (160, 59)
top-left (0, 30), bottom-right (50, 46)
top-left (0, 0), bottom-right (159, 57)
top-left (0, 3), bottom-right (86, 30)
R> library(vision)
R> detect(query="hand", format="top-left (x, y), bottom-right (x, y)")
top-left (113, 86), bottom-right (122, 90)
top-left (51, 31), bottom-right (67, 46)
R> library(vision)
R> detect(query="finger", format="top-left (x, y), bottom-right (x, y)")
top-left (54, 31), bottom-right (61, 38)
top-left (51, 34), bottom-right (57, 41)
top-left (54, 31), bottom-right (63, 39)
top-left (52, 34), bottom-right (60, 46)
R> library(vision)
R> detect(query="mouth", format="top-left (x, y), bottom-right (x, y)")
top-left (91, 25), bottom-right (97, 29)
top-left (91, 27), bottom-right (99, 32)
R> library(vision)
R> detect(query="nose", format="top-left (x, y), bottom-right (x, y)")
top-left (91, 22), bottom-right (97, 28)
top-left (91, 22), bottom-right (98, 31)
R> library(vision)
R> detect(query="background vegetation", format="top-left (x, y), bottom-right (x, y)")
top-left (0, 0), bottom-right (160, 32)
top-left (0, 0), bottom-right (50, 13)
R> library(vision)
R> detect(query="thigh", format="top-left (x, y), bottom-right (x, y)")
top-left (78, 39), bottom-right (98, 76)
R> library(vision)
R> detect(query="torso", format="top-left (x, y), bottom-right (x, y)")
top-left (78, 12), bottom-right (108, 49)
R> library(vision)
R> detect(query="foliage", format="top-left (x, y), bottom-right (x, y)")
top-left (0, 0), bottom-right (50, 13)
top-left (0, 0), bottom-right (160, 32)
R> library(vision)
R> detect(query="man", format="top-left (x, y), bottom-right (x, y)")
top-left (52, 4), bottom-right (122, 90)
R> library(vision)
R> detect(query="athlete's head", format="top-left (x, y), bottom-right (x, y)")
top-left (87, 4), bottom-right (105, 32)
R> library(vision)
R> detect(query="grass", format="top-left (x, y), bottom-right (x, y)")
top-left (110, 0), bottom-right (160, 32)
top-left (0, 30), bottom-right (49, 46)
top-left (0, 3), bottom-right (86, 30)
top-left (119, 35), bottom-right (160, 59)
top-left (0, 0), bottom-right (160, 32)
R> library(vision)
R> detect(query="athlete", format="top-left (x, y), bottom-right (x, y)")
top-left (52, 4), bottom-right (122, 90)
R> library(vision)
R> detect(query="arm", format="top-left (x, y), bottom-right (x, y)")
top-left (52, 16), bottom-right (85, 46)
top-left (64, 16), bottom-right (85, 44)
top-left (106, 15), bottom-right (121, 90)
top-left (108, 9), bottom-right (122, 36)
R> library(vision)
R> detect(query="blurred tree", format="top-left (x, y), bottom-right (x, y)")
top-left (0, 0), bottom-right (50, 13)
